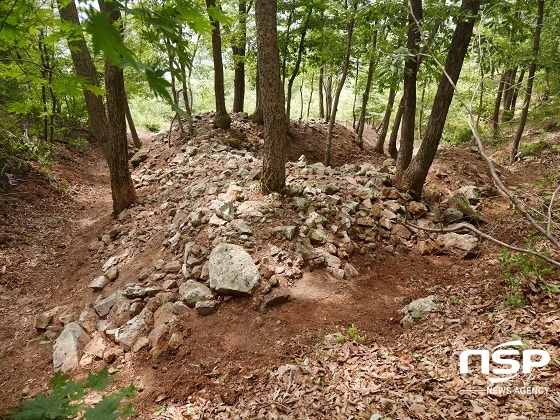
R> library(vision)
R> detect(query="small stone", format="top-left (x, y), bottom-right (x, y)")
top-left (195, 300), bottom-right (216, 316)
top-left (344, 263), bottom-right (359, 278)
top-left (230, 219), bottom-right (253, 235)
top-left (89, 276), bottom-right (109, 291)
top-left (154, 302), bottom-right (175, 328)
top-left (115, 309), bottom-right (151, 351)
top-left (132, 337), bottom-right (150, 353)
top-left (163, 260), bottom-right (182, 274)
top-left (162, 279), bottom-right (178, 290)
top-left (356, 217), bottom-right (375, 227)
top-left (35, 312), bottom-right (53, 330)
top-left (106, 266), bottom-right (119, 281)
top-left (308, 229), bottom-right (327, 245)
top-left (179, 280), bottom-right (213, 307)
top-left (214, 200), bottom-right (235, 221)
top-left (408, 201), bottom-right (427, 218)
top-left (167, 333), bottom-right (182, 352)
top-left (94, 292), bottom-right (120, 317)
top-left (172, 301), bottom-right (189, 315)
top-left (264, 289), bottom-right (290, 308)
top-left (380, 209), bottom-right (397, 221)
top-left (130, 148), bottom-right (149, 167)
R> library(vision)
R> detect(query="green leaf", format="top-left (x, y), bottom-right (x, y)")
top-left (85, 367), bottom-right (113, 391)
top-left (13, 389), bottom-right (69, 420)
top-left (84, 393), bottom-right (123, 420)
top-left (50, 371), bottom-right (69, 390)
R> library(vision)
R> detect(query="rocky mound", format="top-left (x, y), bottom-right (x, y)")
top-left (37, 113), bottom-right (488, 374)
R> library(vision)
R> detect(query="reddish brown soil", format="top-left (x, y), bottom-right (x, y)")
top-left (0, 118), bottom-right (548, 418)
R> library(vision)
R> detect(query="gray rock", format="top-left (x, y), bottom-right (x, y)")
top-left (89, 276), bottom-right (109, 291)
top-left (344, 263), bottom-right (359, 278)
top-left (94, 292), bottom-right (120, 317)
top-left (215, 200), bottom-right (235, 221)
top-left (209, 243), bottom-right (260, 296)
top-left (179, 280), bottom-right (214, 307)
top-left (292, 196), bottom-right (310, 210)
top-left (115, 309), bottom-right (151, 350)
top-left (230, 219), bottom-right (253, 235)
top-left (272, 226), bottom-right (297, 241)
top-left (443, 208), bottom-right (464, 224)
top-left (380, 209), bottom-right (397, 221)
top-left (448, 193), bottom-right (478, 219)
top-left (163, 260), bottom-right (182, 274)
top-left (440, 233), bottom-right (479, 258)
top-left (195, 300), bottom-right (216, 316)
top-left (130, 148), bottom-right (149, 167)
top-left (107, 296), bottom-right (132, 326)
top-left (53, 323), bottom-right (90, 372)
top-left (35, 310), bottom-right (55, 330)
top-left (400, 295), bottom-right (437, 325)
top-left (456, 185), bottom-right (479, 203)
top-left (308, 228), bottom-right (327, 245)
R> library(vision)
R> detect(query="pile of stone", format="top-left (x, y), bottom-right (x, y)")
top-left (38, 113), bottom-right (487, 372)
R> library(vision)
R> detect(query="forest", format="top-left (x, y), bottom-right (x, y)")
top-left (1, 0), bottom-right (560, 418)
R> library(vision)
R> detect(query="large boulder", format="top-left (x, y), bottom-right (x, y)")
top-left (53, 323), bottom-right (91, 372)
top-left (209, 243), bottom-right (260, 296)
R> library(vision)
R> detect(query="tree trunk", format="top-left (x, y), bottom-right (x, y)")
top-left (286, 7), bottom-right (312, 124)
top-left (99, 0), bottom-right (137, 213)
top-left (252, 63), bottom-right (264, 124)
top-left (232, 0), bottom-right (247, 112)
top-left (374, 87), bottom-right (397, 154)
top-left (325, 8), bottom-right (356, 167)
top-left (395, 0), bottom-right (422, 180)
top-left (510, 68), bottom-right (525, 117)
top-left (58, 0), bottom-right (136, 215)
top-left (318, 66), bottom-right (325, 118)
top-left (417, 83), bottom-right (425, 141)
top-left (307, 72), bottom-right (314, 118)
top-left (511, 0), bottom-right (544, 163)
top-left (299, 78), bottom-right (304, 120)
top-left (357, 30), bottom-right (378, 147)
top-left (352, 59), bottom-right (359, 130)
top-left (206, 0), bottom-right (231, 129)
top-left (388, 96), bottom-right (404, 159)
top-left (402, 0), bottom-right (480, 198)
top-left (124, 92), bottom-right (141, 148)
top-left (502, 66), bottom-right (518, 121)
top-left (324, 73), bottom-right (333, 122)
top-left (255, 0), bottom-right (286, 192)
top-left (492, 70), bottom-right (506, 133)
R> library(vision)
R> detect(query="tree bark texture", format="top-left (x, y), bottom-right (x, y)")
top-left (511, 0), bottom-right (543, 163)
top-left (255, 0), bottom-right (286, 192)
top-left (395, 0), bottom-right (422, 179)
top-left (402, 0), bottom-right (480, 198)
top-left (206, 0), bottom-right (231, 129)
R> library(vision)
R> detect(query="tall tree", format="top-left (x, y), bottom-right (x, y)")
top-left (401, 0), bottom-right (480, 198)
top-left (285, 6), bottom-right (312, 123)
top-left (511, 0), bottom-right (544, 163)
top-left (325, 1), bottom-right (356, 167)
top-left (231, 0), bottom-right (249, 112)
top-left (206, 0), bottom-right (231, 129)
top-left (374, 87), bottom-right (397, 153)
top-left (255, 0), bottom-right (286, 192)
top-left (58, 0), bottom-right (136, 214)
top-left (356, 29), bottom-right (378, 147)
top-left (395, 0), bottom-right (422, 180)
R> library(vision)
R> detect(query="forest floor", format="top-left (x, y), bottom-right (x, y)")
top-left (0, 115), bottom-right (559, 419)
